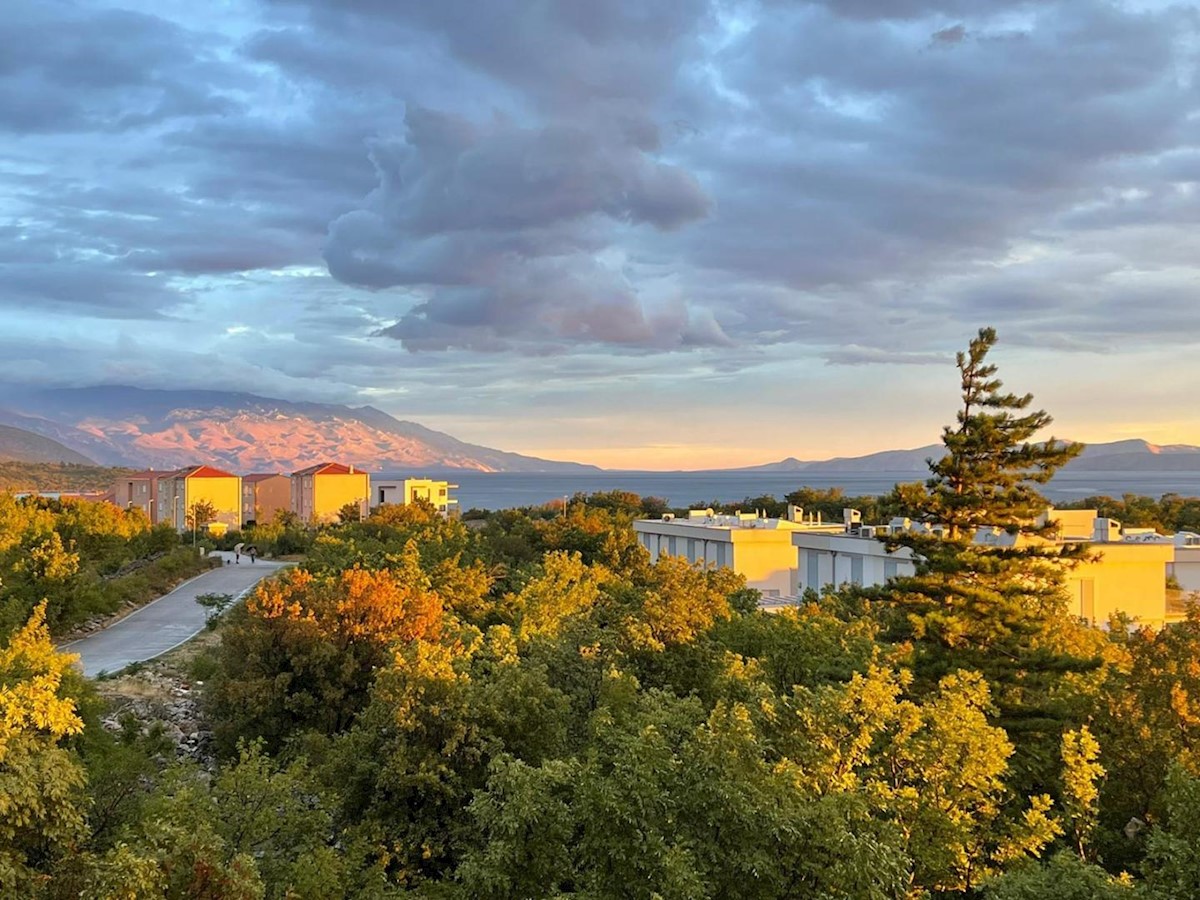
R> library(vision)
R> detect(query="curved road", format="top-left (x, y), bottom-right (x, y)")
top-left (63, 554), bottom-right (287, 677)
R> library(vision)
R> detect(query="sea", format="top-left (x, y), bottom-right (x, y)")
top-left (375, 470), bottom-right (1200, 512)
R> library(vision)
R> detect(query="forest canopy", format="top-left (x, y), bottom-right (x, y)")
top-left (3, 329), bottom-right (1200, 898)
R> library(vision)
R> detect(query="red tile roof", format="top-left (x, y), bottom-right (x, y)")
top-left (292, 462), bottom-right (358, 477)
top-left (156, 465), bottom-right (237, 480)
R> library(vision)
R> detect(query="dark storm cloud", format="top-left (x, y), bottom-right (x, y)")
top-left (325, 106), bottom-right (718, 350)
top-left (0, 3), bottom-right (239, 133)
top-left (0, 261), bottom-right (183, 318)
top-left (930, 24), bottom-right (967, 45)
top-left (688, 2), bottom-right (1190, 259)
top-left (264, 0), bottom-right (708, 110)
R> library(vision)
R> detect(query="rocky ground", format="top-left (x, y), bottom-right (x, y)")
top-left (93, 627), bottom-right (222, 766)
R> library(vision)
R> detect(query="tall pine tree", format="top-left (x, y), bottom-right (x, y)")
top-left (923, 327), bottom-right (1081, 539)
top-left (870, 327), bottom-right (1094, 791)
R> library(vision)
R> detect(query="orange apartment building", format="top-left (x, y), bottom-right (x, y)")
top-left (290, 462), bottom-right (370, 524)
top-left (241, 473), bottom-right (291, 526)
top-left (111, 470), bottom-right (162, 523)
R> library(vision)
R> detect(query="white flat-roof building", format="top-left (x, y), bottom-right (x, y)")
top-left (792, 518), bottom-right (921, 594)
top-left (634, 507), bottom-right (842, 598)
top-left (371, 477), bottom-right (459, 518)
top-left (792, 508), bottom-right (1176, 628)
top-left (1167, 532), bottom-right (1200, 593)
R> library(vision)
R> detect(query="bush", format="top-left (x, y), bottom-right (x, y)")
top-left (213, 530), bottom-right (245, 551)
top-left (189, 649), bottom-right (220, 683)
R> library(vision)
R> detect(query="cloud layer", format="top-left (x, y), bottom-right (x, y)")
top-left (3, 0), bottom-right (1200, 464)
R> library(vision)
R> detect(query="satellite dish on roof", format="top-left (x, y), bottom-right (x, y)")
top-left (705, 508), bottom-right (714, 517)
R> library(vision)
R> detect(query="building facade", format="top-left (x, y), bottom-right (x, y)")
top-left (790, 510), bottom-right (1176, 628)
top-left (291, 462), bottom-right (369, 524)
top-left (156, 465), bottom-right (241, 535)
top-left (634, 510), bottom-right (841, 597)
top-left (372, 478), bottom-right (459, 517)
top-left (1167, 533), bottom-right (1200, 594)
top-left (241, 473), bottom-right (291, 526)
top-left (111, 470), bottom-right (161, 523)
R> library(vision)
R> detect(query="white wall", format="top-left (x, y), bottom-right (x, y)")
top-left (1172, 547), bottom-right (1200, 593)
top-left (793, 535), bottom-right (917, 593)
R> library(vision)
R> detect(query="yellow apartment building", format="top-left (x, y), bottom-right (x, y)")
top-left (156, 465), bottom-right (241, 535)
top-left (372, 477), bottom-right (459, 517)
top-left (291, 462), bottom-right (370, 524)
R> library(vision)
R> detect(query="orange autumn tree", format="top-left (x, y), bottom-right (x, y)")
top-left (207, 541), bottom-right (443, 755)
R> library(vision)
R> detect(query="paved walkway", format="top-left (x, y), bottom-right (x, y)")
top-left (63, 553), bottom-right (287, 677)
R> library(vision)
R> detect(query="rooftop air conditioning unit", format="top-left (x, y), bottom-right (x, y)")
top-left (662, 513), bottom-right (675, 522)
top-left (859, 526), bottom-right (877, 538)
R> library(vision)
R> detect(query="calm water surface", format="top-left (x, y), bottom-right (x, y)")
top-left (375, 470), bottom-right (1200, 512)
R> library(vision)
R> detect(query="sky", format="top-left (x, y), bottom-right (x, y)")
top-left (3, 0), bottom-right (1200, 470)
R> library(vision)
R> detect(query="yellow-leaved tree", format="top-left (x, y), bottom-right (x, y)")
top-left (0, 601), bottom-right (87, 891)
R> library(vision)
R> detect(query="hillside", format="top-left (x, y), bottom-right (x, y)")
top-left (0, 462), bottom-right (129, 492)
top-left (0, 424), bottom-right (94, 464)
top-left (0, 386), bottom-right (598, 474)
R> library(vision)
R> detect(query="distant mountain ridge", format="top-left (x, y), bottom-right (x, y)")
top-left (729, 438), bottom-right (1200, 474)
top-left (0, 424), bottom-right (95, 465)
top-left (0, 386), bottom-right (598, 474)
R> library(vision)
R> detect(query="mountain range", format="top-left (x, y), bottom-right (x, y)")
top-left (0, 386), bottom-right (598, 473)
top-left (731, 439), bottom-right (1200, 474)
top-left (1, 384), bottom-right (1198, 477)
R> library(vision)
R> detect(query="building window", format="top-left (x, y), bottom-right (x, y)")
top-left (667, 536), bottom-right (677, 556)
top-left (884, 560), bottom-right (898, 580)
top-left (806, 552), bottom-right (819, 590)
top-left (850, 556), bottom-right (863, 586)
top-left (716, 543), bottom-right (728, 567)
top-left (686, 539), bottom-right (696, 560)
